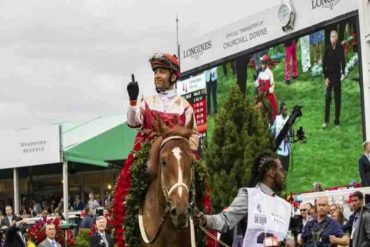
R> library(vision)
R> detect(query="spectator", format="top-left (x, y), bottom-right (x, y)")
top-left (301, 196), bottom-right (348, 246)
top-left (89, 216), bottom-right (114, 247)
top-left (50, 199), bottom-right (57, 213)
top-left (300, 203), bottom-right (313, 228)
top-left (104, 194), bottom-right (113, 209)
top-left (0, 205), bottom-right (16, 227)
top-left (80, 207), bottom-right (94, 229)
top-left (297, 203), bottom-right (313, 244)
top-left (0, 206), bottom-right (16, 228)
top-left (205, 67), bottom-right (218, 114)
top-left (329, 204), bottom-right (347, 226)
top-left (20, 205), bottom-right (28, 218)
top-left (307, 202), bottom-right (316, 218)
top-left (37, 223), bottom-right (61, 247)
top-left (350, 191), bottom-right (370, 247)
top-left (41, 210), bottom-right (48, 223)
top-left (73, 195), bottom-right (85, 211)
top-left (322, 30), bottom-right (345, 129)
top-left (284, 38), bottom-right (298, 84)
top-left (234, 54), bottom-right (251, 96)
top-left (55, 198), bottom-right (64, 213)
top-left (87, 193), bottom-right (100, 211)
top-left (4, 218), bottom-right (28, 247)
top-left (55, 211), bottom-right (65, 222)
top-left (359, 140), bottom-right (370, 205)
top-left (313, 182), bottom-right (324, 192)
top-left (41, 201), bottom-right (49, 212)
top-left (103, 209), bottom-right (111, 221)
top-left (32, 200), bottom-right (42, 215)
top-left (310, 30), bottom-right (325, 66)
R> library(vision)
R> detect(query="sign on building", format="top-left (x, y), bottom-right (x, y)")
top-left (0, 125), bottom-right (62, 169)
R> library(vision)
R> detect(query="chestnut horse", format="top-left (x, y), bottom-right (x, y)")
top-left (138, 120), bottom-right (196, 247)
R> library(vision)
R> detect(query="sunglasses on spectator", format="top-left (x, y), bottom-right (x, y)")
top-left (300, 209), bottom-right (307, 212)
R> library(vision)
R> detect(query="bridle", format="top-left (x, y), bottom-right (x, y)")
top-left (138, 135), bottom-right (196, 245)
top-left (159, 136), bottom-right (192, 202)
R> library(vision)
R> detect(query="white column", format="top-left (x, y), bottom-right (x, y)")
top-left (13, 168), bottom-right (19, 215)
top-left (63, 161), bottom-right (69, 221)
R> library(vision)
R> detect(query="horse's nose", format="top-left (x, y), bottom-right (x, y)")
top-left (170, 205), bottom-right (189, 216)
top-left (170, 205), bottom-right (189, 228)
top-left (170, 207), bottom-right (177, 217)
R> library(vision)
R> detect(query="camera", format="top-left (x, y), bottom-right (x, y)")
top-left (289, 214), bottom-right (303, 240)
top-left (274, 105), bottom-right (303, 151)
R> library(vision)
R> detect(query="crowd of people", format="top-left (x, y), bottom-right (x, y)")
top-left (0, 192), bottom-right (112, 219)
top-left (0, 192), bottom-right (115, 247)
top-left (0, 205), bottom-right (114, 247)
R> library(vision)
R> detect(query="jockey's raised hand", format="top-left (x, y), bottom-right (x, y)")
top-left (127, 73), bottom-right (139, 104)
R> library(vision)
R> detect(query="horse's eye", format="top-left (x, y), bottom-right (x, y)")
top-left (160, 159), bottom-right (166, 166)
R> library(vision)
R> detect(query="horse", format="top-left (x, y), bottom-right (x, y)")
top-left (254, 91), bottom-right (278, 124)
top-left (138, 119), bottom-right (197, 247)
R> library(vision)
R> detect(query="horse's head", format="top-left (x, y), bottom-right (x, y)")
top-left (150, 118), bottom-right (196, 228)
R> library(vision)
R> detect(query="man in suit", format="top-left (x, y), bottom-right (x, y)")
top-left (4, 217), bottom-right (28, 247)
top-left (359, 140), bottom-right (370, 186)
top-left (1, 206), bottom-right (17, 228)
top-left (359, 140), bottom-right (370, 204)
top-left (89, 216), bottom-right (114, 247)
top-left (80, 207), bottom-right (94, 229)
top-left (350, 191), bottom-right (370, 247)
top-left (73, 195), bottom-right (85, 211)
top-left (37, 223), bottom-right (61, 247)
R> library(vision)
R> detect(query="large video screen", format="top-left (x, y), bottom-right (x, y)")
top-left (179, 16), bottom-right (364, 193)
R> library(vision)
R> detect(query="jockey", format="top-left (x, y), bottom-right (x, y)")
top-left (113, 53), bottom-right (200, 247)
top-left (254, 54), bottom-right (278, 123)
top-left (126, 53), bottom-right (199, 149)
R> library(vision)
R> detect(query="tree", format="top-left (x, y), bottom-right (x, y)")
top-left (204, 85), bottom-right (273, 211)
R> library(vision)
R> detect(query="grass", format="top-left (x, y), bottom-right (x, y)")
top-left (206, 44), bottom-right (363, 193)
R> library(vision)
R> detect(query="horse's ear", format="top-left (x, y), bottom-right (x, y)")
top-left (186, 115), bottom-right (195, 131)
top-left (157, 117), bottom-right (168, 137)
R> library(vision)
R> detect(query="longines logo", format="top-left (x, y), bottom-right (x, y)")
top-left (183, 40), bottom-right (212, 60)
top-left (311, 0), bottom-right (341, 10)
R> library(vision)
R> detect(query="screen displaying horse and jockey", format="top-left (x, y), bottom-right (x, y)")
top-left (179, 16), bottom-right (364, 194)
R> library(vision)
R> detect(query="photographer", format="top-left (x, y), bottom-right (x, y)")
top-left (271, 103), bottom-right (291, 172)
top-left (89, 216), bottom-right (114, 247)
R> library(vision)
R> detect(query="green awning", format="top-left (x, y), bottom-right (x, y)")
top-left (62, 115), bottom-right (137, 167)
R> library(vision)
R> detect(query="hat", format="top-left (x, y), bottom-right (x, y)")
top-left (260, 54), bottom-right (270, 64)
top-left (149, 53), bottom-right (180, 80)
